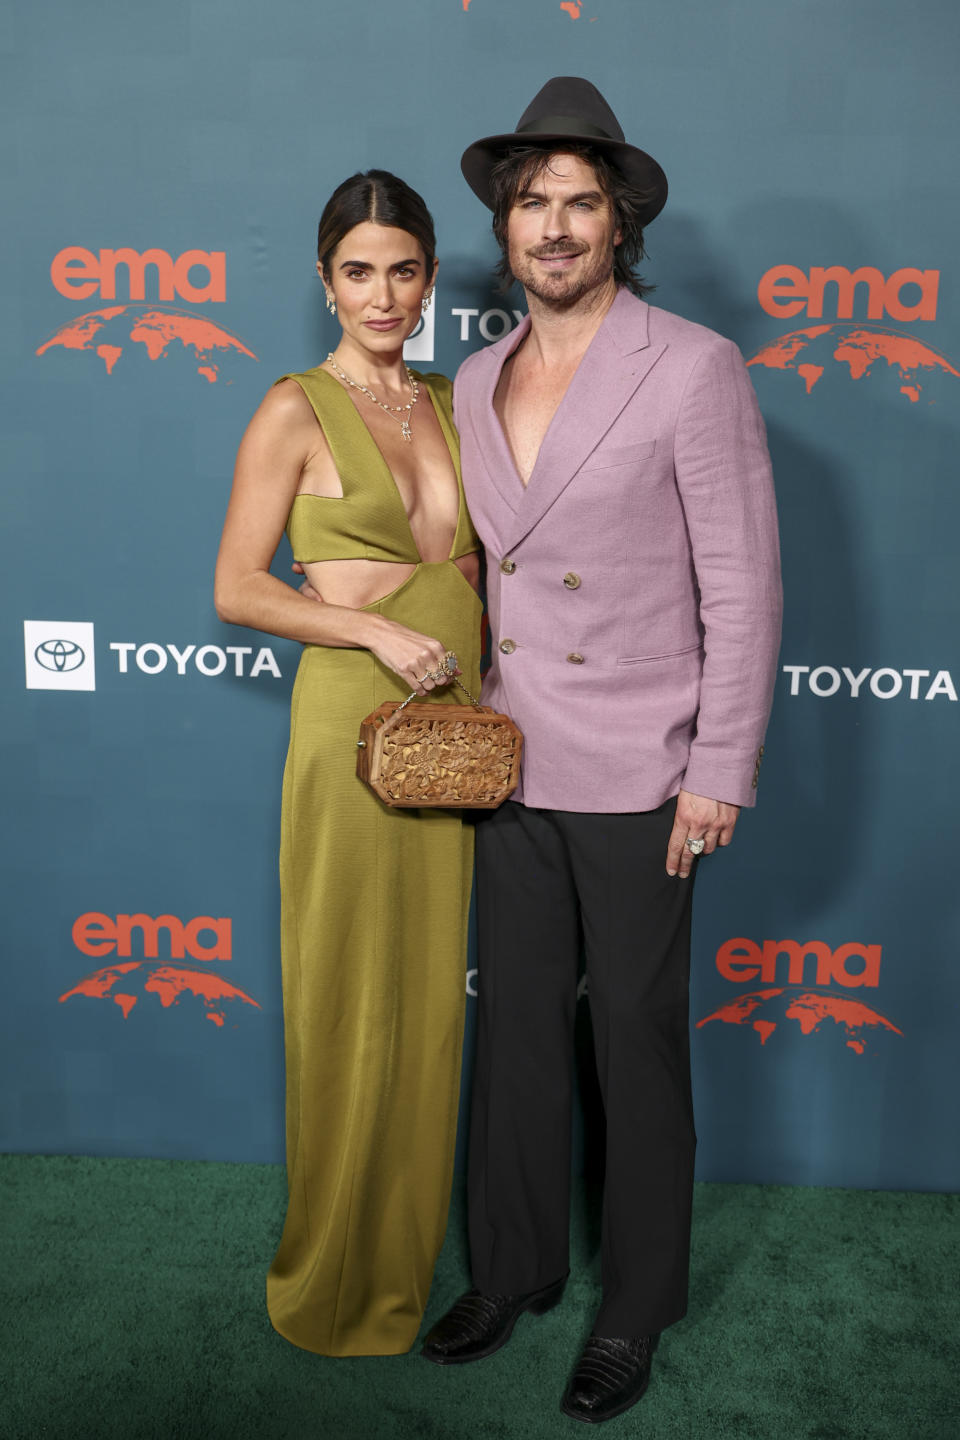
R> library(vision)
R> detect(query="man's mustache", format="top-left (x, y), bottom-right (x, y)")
top-left (528, 243), bottom-right (588, 258)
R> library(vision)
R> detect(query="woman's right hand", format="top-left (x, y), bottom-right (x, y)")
top-left (363, 616), bottom-right (454, 695)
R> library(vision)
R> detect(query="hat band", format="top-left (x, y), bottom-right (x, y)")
top-left (515, 114), bottom-right (617, 142)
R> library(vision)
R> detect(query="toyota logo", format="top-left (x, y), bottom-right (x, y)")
top-left (35, 639), bottom-right (86, 672)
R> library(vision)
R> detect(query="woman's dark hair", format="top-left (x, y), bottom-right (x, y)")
top-left (317, 170), bottom-right (436, 279)
top-left (489, 144), bottom-right (654, 297)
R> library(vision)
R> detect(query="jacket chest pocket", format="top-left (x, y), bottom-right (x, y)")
top-left (581, 439), bottom-right (657, 472)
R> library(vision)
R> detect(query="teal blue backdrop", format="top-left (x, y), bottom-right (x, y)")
top-left (2, 0), bottom-right (958, 1191)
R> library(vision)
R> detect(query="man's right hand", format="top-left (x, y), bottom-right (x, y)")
top-left (291, 560), bottom-right (323, 604)
top-left (666, 788), bottom-right (740, 878)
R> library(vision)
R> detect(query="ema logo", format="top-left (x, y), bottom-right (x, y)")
top-left (24, 621), bottom-right (96, 691)
top-left (757, 266), bottom-right (939, 323)
top-left (696, 938), bottom-right (902, 1056)
top-left (748, 263), bottom-right (959, 404)
top-left (60, 912), bottom-right (260, 1028)
top-left (23, 621), bottom-right (283, 690)
top-left (72, 912), bottom-right (233, 960)
top-left (36, 245), bottom-right (257, 384)
top-left (50, 248), bottom-right (227, 303)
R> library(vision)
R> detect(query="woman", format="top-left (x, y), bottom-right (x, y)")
top-left (215, 171), bottom-right (482, 1356)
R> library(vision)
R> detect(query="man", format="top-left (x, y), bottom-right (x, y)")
top-left (420, 78), bottom-right (782, 1423)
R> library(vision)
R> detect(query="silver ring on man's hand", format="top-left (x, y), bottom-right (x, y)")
top-left (685, 837), bottom-right (706, 856)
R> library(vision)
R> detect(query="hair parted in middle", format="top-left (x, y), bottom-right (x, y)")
top-left (316, 169), bottom-right (437, 280)
top-left (488, 144), bottom-right (655, 297)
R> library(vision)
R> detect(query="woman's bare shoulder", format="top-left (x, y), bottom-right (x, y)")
top-left (238, 376), bottom-right (325, 453)
top-left (256, 375), bottom-right (320, 424)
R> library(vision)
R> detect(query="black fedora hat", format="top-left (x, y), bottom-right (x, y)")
top-left (461, 76), bottom-right (667, 224)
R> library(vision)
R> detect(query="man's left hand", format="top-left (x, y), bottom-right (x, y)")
top-left (666, 789), bottom-right (740, 878)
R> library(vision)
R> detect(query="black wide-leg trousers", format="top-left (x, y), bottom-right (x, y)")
top-left (467, 799), bottom-right (697, 1337)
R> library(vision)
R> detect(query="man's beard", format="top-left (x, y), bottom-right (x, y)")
top-left (511, 241), bottom-right (615, 308)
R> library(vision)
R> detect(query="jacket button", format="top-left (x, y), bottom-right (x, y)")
top-left (499, 638), bottom-right (517, 655)
top-left (566, 652), bottom-right (585, 664)
top-left (500, 558), bottom-right (517, 575)
top-left (752, 744), bottom-right (765, 789)
top-left (562, 572), bottom-right (581, 590)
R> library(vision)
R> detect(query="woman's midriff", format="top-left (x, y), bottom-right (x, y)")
top-left (301, 552), bottom-right (480, 611)
top-left (294, 560), bottom-right (483, 720)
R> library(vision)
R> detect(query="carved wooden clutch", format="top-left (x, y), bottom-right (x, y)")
top-left (356, 699), bottom-right (523, 809)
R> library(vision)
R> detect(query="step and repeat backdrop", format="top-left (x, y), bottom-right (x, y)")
top-left (2, 0), bottom-right (958, 1191)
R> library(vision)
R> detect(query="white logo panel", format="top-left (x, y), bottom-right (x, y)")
top-left (403, 301), bottom-right (435, 364)
top-left (24, 620), bottom-right (96, 691)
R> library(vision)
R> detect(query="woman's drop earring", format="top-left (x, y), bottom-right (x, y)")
top-left (422, 290), bottom-right (433, 314)
top-left (326, 293), bottom-right (336, 316)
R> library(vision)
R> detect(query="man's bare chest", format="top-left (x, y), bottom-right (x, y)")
top-left (493, 360), bottom-right (579, 488)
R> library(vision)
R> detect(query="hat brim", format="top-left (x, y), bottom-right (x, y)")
top-left (461, 131), bottom-right (668, 224)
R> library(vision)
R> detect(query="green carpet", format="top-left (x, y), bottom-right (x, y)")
top-left (1, 1156), bottom-right (957, 1439)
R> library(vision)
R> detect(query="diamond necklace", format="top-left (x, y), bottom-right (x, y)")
top-left (325, 353), bottom-right (420, 442)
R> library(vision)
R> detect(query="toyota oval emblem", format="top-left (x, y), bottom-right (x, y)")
top-left (35, 639), bottom-right (86, 672)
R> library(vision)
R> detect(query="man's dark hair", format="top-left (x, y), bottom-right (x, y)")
top-left (317, 170), bottom-right (436, 278)
top-left (489, 144), bottom-right (655, 297)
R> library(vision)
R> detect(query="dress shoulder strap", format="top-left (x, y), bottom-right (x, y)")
top-left (274, 368), bottom-right (374, 496)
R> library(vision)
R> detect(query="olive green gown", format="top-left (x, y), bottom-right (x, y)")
top-left (266, 369), bottom-right (482, 1357)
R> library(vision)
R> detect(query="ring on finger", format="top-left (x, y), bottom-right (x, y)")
top-left (685, 836), bottom-right (706, 856)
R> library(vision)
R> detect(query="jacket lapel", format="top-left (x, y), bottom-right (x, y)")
top-left (504, 291), bottom-right (666, 550)
top-left (469, 317), bottom-right (532, 518)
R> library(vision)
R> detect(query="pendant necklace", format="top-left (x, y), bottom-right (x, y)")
top-left (326, 353), bottom-right (420, 442)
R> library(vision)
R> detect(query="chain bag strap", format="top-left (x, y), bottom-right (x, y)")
top-left (392, 667), bottom-right (484, 719)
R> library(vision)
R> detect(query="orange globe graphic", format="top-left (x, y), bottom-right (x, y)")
top-left (747, 322), bottom-right (959, 403)
top-left (462, 0), bottom-right (586, 14)
top-left (36, 303), bottom-right (257, 383)
top-left (60, 961), bottom-right (260, 1027)
top-left (696, 986), bottom-right (902, 1055)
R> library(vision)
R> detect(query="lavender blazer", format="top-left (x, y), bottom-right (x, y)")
top-left (453, 288), bottom-right (782, 813)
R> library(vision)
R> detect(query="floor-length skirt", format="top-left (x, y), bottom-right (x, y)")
top-left (267, 562), bottom-right (481, 1355)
